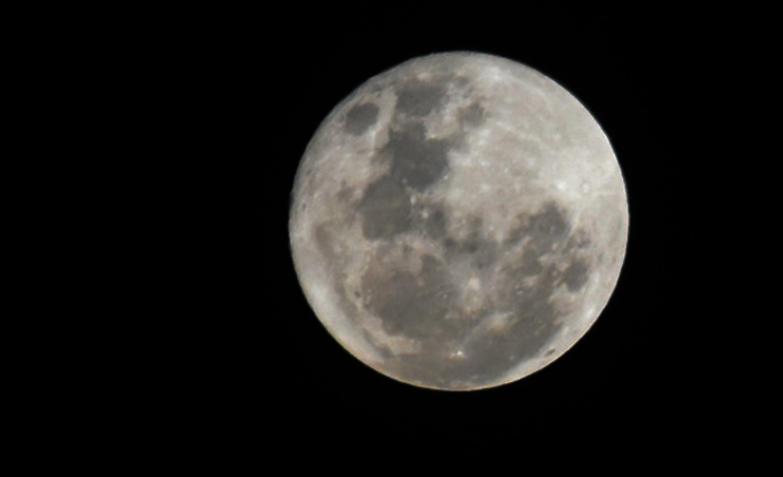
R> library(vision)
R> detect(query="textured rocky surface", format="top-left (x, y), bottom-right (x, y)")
top-left (290, 52), bottom-right (628, 390)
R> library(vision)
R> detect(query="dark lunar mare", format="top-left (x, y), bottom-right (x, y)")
top-left (360, 201), bottom-right (593, 388)
top-left (395, 77), bottom-right (450, 117)
top-left (355, 76), bottom-right (457, 241)
top-left (357, 175), bottom-right (413, 239)
top-left (415, 201), bottom-right (448, 240)
top-left (344, 102), bottom-right (380, 135)
top-left (364, 254), bottom-right (459, 338)
top-left (384, 123), bottom-right (452, 192)
top-left (340, 73), bottom-right (594, 387)
top-left (354, 74), bottom-right (490, 243)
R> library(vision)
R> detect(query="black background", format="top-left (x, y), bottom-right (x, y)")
top-left (9, 2), bottom-right (768, 466)
top-left (155, 5), bottom-right (739, 453)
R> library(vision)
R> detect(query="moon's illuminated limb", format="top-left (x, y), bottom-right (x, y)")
top-left (289, 52), bottom-right (628, 391)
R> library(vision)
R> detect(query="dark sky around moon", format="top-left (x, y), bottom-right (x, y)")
top-left (261, 10), bottom-right (688, 443)
top-left (144, 4), bottom-right (739, 452)
top-left (261, 11), bottom-right (678, 440)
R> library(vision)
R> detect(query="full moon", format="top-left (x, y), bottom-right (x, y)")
top-left (289, 52), bottom-right (628, 391)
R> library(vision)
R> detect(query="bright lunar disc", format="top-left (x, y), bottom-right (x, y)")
top-left (289, 52), bottom-right (628, 391)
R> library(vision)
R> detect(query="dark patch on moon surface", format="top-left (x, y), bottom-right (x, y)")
top-left (355, 200), bottom-right (594, 388)
top-left (523, 202), bottom-right (571, 250)
top-left (313, 223), bottom-right (335, 260)
top-left (344, 102), bottom-right (379, 135)
top-left (314, 153), bottom-right (593, 387)
top-left (459, 102), bottom-right (486, 127)
top-left (357, 174), bottom-right (412, 240)
top-left (336, 183), bottom-right (354, 203)
top-left (357, 114), bottom-right (455, 240)
top-left (335, 275), bottom-right (360, 324)
top-left (562, 259), bottom-right (590, 292)
top-left (384, 123), bottom-right (452, 191)
top-left (395, 77), bottom-right (450, 117)
top-left (566, 229), bottom-right (592, 251)
top-left (505, 201), bottom-right (570, 250)
top-left (422, 206), bottom-right (447, 240)
top-left (352, 74), bottom-right (493, 244)
top-left (469, 239), bottom-right (499, 270)
top-left (442, 215), bottom-right (499, 270)
top-left (363, 254), bottom-right (458, 339)
top-left (410, 201), bottom-right (448, 240)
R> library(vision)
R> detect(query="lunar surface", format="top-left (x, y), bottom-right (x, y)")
top-left (289, 52), bottom-right (628, 391)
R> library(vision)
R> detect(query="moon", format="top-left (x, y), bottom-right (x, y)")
top-left (289, 52), bottom-right (628, 391)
